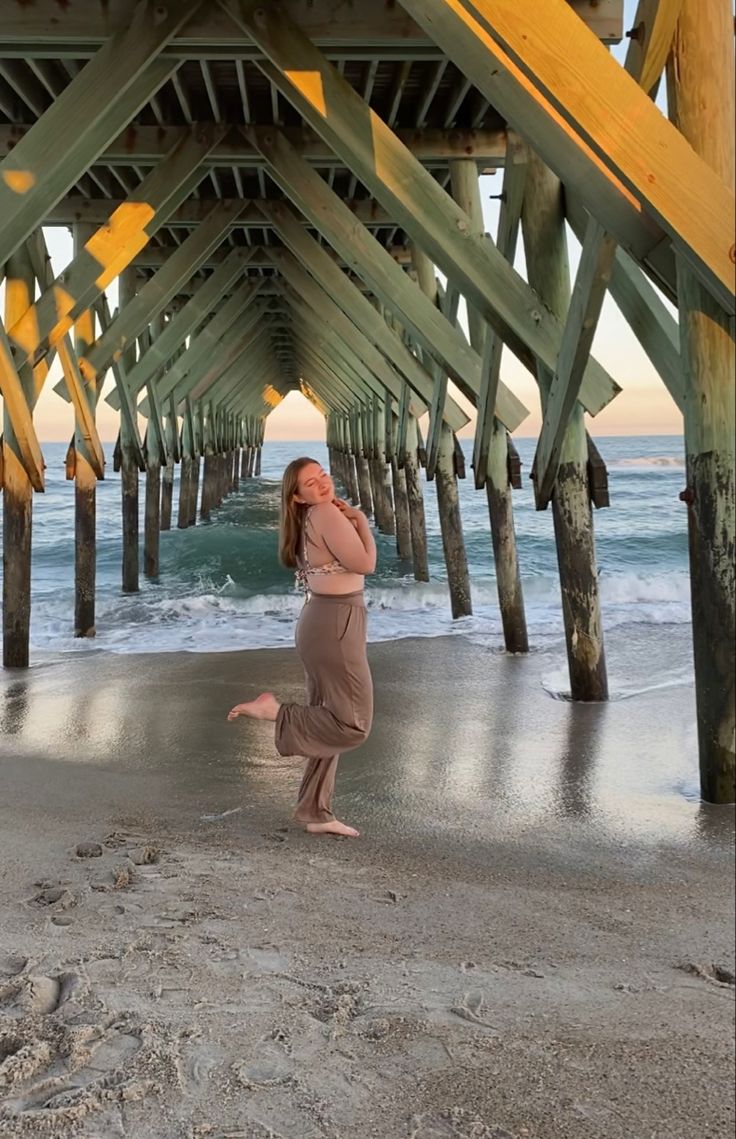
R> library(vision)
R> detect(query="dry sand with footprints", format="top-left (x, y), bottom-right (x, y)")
top-left (0, 637), bottom-right (734, 1137)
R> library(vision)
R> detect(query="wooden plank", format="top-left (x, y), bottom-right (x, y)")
top-left (42, 196), bottom-right (397, 228)
top-left (78, 200), bottom-right (247, 385)
top-left (55, 334), bottom-right (106, 478)
top-left (249, 132), bottom-right (528, 430)
top-left (533, 0), bottom-right (685, 505)
top-left (7, 126), bottom-right (225, 373)
top-left (0, 1), bottom-right (622, 48)
top-left (234, 22), bottom-right (621, 417)
top-left (411, 247), bottom-right (447, 481)
top-left (95, 292), bottom-right (146, 470)
top-left (668, 0), bottom-right (735, 801)
top-left (135, 280), bottom-right (264, 410)
top-left (470, 139), bottom-right (527, 488)
top-left (0, 0), bottom-right (207, 263)
top-left (273, 258), bottom-right (408, 410)
top-left (533, 217), bottom-right (619, 507)
top-left (0, 125), bottom-right (508, 167)
top-left (0, 318), bottom-right (45, 491)
top-left (259, 200), bottom-right (468, 430)
top-left (402, 0), bottom-right (734, 313)
top-left (106, 248), bottom-right (253, 409)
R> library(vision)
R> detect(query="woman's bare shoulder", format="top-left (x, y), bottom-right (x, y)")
top-left (310, 501), bottom-right (340, 520)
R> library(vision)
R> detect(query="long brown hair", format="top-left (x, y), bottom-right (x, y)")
top-left (279, 456), bottom-right (320, 568)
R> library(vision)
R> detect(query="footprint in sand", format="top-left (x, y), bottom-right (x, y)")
top-left (0, 972), bottom-right (77, 1018)
top-left (0, 1016), bottom-right (151, 1131)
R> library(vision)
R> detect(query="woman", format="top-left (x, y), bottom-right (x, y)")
top-left (228, 457), bottom-right (376, 837)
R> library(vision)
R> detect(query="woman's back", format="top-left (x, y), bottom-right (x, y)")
top-left (299, 502), bottom-right (374, 595)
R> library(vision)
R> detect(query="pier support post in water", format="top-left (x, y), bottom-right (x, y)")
top-left (404, 415), bottom-right (429, 582)
top-left (144, 423), bottom-right (161, 579)
top-left (390, 414), bottom-right (413, 561)
top-left (2, 245), bottom-right (40, 668)
top-left (119, 266), bottom-right (140, 593)
top-left (411, 244), bottom-right (471, 616)
top-left (160, 398), bottom-right (177, 532)
top-left (436, 423), bottom-right (472, 618)
top-left (668, 0), bottom-right (735, 802)
top-left (72, 223), bottom-right (99, 637)
top-left (449, 158), bottom-right (528, 651)
top-left (522, 156), bottom-right (607, 699)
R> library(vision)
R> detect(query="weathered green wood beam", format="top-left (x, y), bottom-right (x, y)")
top-left (409, 247), bottom-right (448, 479)
top-left (284, 305), bottom-right (385, 411)
top-left (94, 292), bottom-right (146, 467)
top-left (259, 204), bottom-right (462, 427)
top-left (564, 3), bottom-right (685, 408)
top-left (533, 0), bottom-right (685, 507)
top-left (139, 305), bottom-right (265, 419)
top-left (240, 71), bottom-right (619, 422)
top-left (400, 0), bottom-right (734, 313)
top-left (221, 369), bottom-right (285, 418)
top-left (77, 200), bottom-right (248, 387)
top-left (293, 332), bottom-right (381, 412)
top-left (44, 197), bottom-right (398, 229)
top-left (534, 218), bottom-right (619, 507)
top-left (0, 317), bottom-right (45, 491)
top-left (126, 244), bottom-right (410, 270)
top-left (0, 1), bottom-right (622, 51)
top-left (55, 334), bottom-right (106, 478)
top-left (7, 126), bottom-right (222, 374)
top-left (292, 353), bottom-right (366, 416)
top-left (286, 309), bottom-right (386, 405)
top-left (199, 331), bottom-right (275, 404)
top-left (247, 132), bottom-right (525, 430)
top-left (106, 248), bottom-right (255, 410)
top-left (0, 125), bottom-right (508, 168)
top-left (470, 140), bottom-right (526, 487)
top-left (0, 0), bottom-right (206, 264)
top-left (157, 295), bottom-right (266, 409)
top-left (271, 252), bottom-right (430, 422)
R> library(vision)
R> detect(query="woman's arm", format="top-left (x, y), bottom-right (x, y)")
top-left (311, 502), bottom-right (376, 574)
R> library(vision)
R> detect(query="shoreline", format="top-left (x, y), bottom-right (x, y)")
top-left (0, 633), bottom-right (733, 1137)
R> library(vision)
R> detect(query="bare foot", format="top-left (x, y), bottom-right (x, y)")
top-left (227, 692), bottom-right (280, 722)
top-left (305, 820), bottom-right (360, 838)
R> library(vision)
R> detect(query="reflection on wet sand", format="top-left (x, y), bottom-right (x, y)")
top-left (0, 636), bottom-right (731, 856)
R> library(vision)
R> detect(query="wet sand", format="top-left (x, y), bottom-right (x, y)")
top-left (0, 630), bottom-right (734, 1138)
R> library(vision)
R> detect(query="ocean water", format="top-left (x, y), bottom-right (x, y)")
top-left (0, 436), bottom-right (691, 674)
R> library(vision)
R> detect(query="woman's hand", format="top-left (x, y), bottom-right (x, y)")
top-left (333, 498), bottom-right (363, 530)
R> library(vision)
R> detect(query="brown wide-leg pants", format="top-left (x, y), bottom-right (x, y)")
top-left (274, 590), bottom-right (373, 824)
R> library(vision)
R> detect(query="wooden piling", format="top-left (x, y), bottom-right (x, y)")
top-left (73, 223), bottom-right (98, 637)
top-left (2, 246), bottom-right (37, 668)
top-left (119, 266), bottom-right (140, 593)
top-left (403, 415), bottom-right (430, 582)
top-left (522, 155), bottom-right (607, 699)
top-left (188, 457), bottom-right (200, 526)
top-left (449, 159), bottom-right (528, 651)
top-left (144, 427), bottom-right (161, 579)
top-left (160, 413), bottom-right (175, 532)
top-left (177, 456), bottom-right (193, 529)
top-left (412, 245), bottom-right (472, 615)
top-left (346, 448), bottom-right (360, 506)
top-left (436, 423), bottom-right (472, 617)
top-left (668, 0), bottom-right (735, 802)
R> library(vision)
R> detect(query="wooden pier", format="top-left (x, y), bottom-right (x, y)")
top-left (0, 0), bottom-right (733, 801)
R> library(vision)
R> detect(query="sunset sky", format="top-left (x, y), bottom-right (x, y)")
top-left (6, 0), bottom-right (684, 444)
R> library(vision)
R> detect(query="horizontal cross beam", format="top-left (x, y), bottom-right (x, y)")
top-left (0, 1), bottom-right (622, 51)
top-left (0, 125), bottom-right (506, 167)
